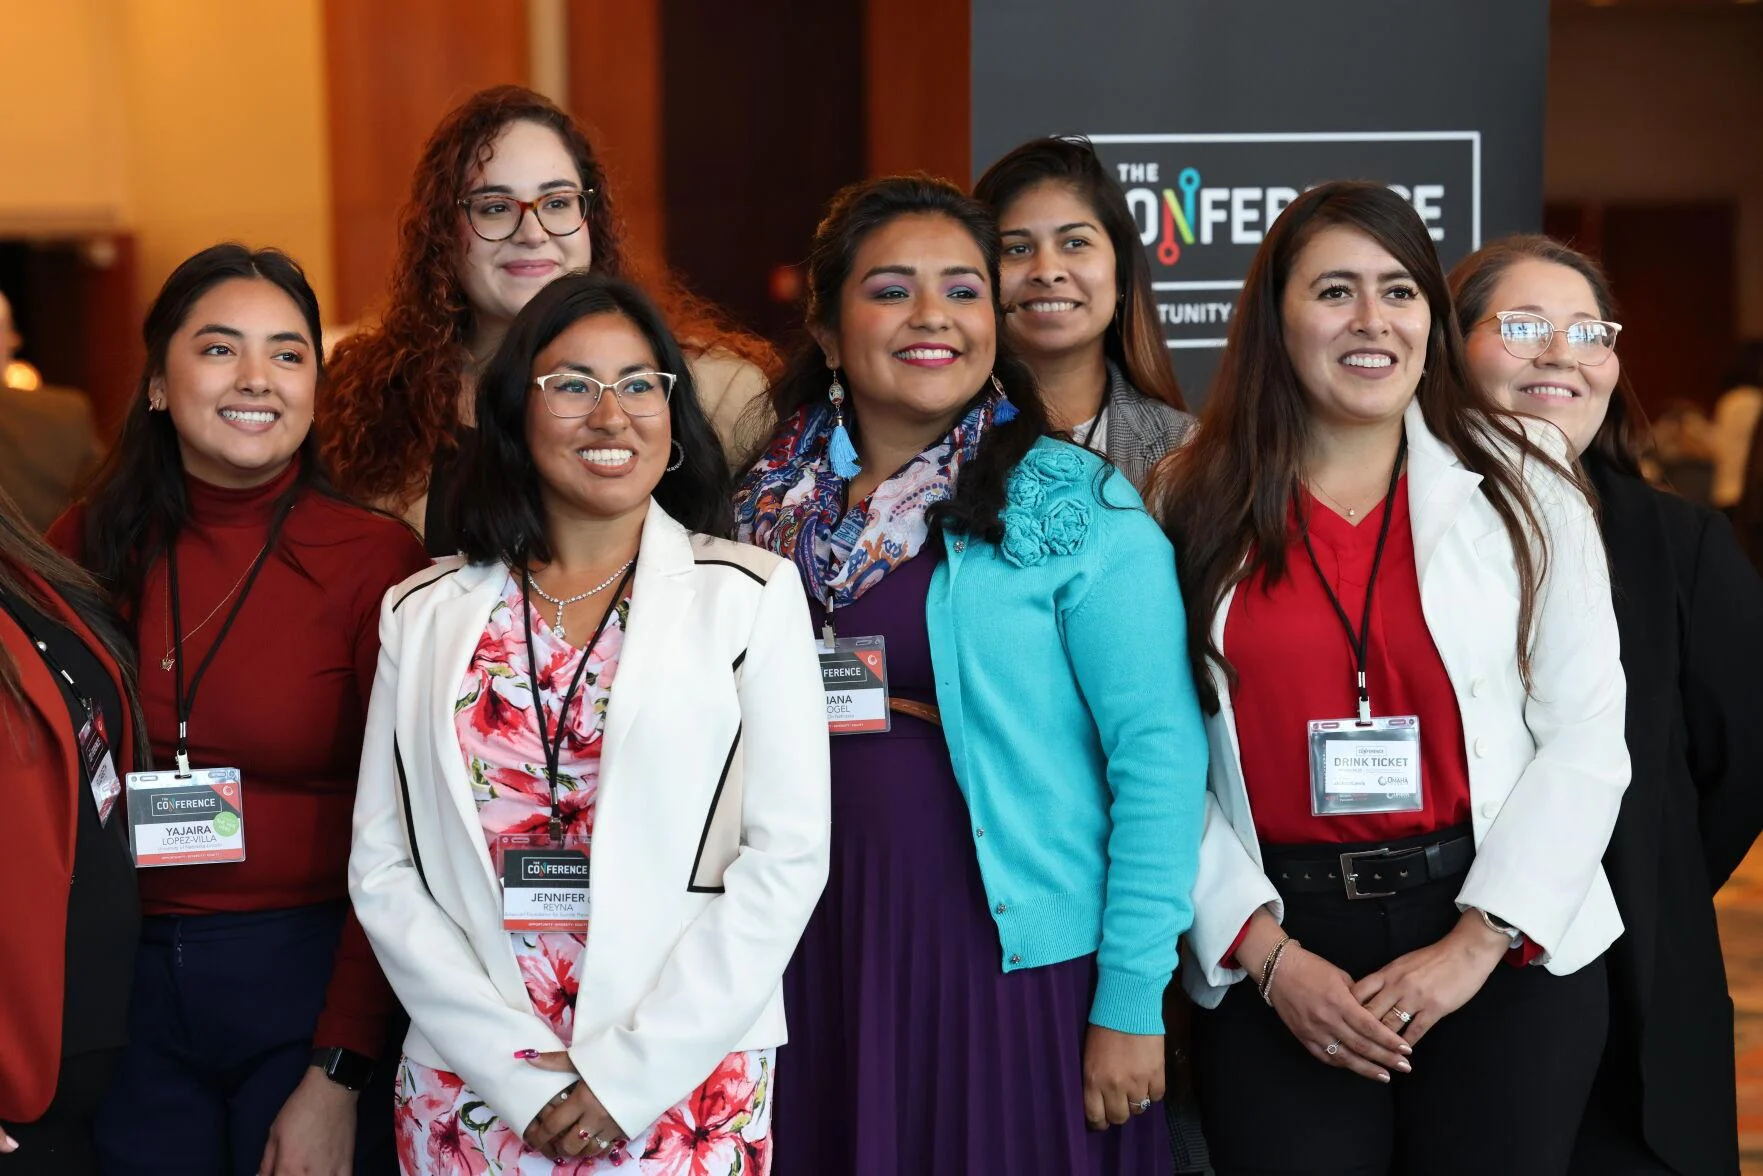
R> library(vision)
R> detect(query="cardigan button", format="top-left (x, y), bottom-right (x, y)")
top-left (953, 540), bottom-right (966, 552)
top-left (974, 827), bottom-right (985, 838)
top-left (1473, 737), bottom-right (1488, 757)
top-left (995, 903), bottom-right (1008, 915)
top-left (1009, 953), bottom-right (1022, 965)
top-left (1480, 801), bottom-right (1500, 819)
top-left (1470, 676), bottom-right (1487, 697)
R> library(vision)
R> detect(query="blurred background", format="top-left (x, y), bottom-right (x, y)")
top-left (0, 0), bottom-right (1760, 478)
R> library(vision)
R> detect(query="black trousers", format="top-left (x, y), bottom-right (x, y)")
top-left (1193, 864), bottom-right (1608, 1176)
top-left (93, 903), bottom-right (397, 1176)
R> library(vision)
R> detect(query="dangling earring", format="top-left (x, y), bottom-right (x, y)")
top-left (990, 373), bottom-right (1020, 424)
top-left (826, 371), bottom-right (861, 478)
top-left (666, 440), bottom-right (685, 472)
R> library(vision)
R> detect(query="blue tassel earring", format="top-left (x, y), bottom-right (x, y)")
top-left (990, 373), bottom-right (1020, 424)
top-left (827, 372), bottom-right (862, 478)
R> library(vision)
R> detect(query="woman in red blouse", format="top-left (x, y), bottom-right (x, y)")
top-left (53, 245), bottom-right (429, 1175)
top-left (1156, 183), bottom-right (1629, 1174)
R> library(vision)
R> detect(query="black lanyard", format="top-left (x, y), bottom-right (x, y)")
top-left (166, 539), bottom-right (278, 775)
top-left (0, 593), bottom-right (94, 719)
top-left (520, 561), bottom-right (635, 841)
top-left (1299, 434), bottom-right (1407, 725)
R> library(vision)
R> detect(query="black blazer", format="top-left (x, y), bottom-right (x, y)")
top-left (1580, 455), bottom-right (1763, 1175)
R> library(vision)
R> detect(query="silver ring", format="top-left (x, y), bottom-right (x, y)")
top-left (1135, 1098), bottom-right (1153, 1113)
top-left (590, 1133), bottom-right (614, 1153)
top-left (1325, 1039), bottom-right (1341, 1056)
top-left (1394, 1008), bottom-right (1413, 1024)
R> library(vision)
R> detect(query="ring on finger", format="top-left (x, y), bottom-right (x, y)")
top-left (1391, 1007), bottom-right (1413, 1024)
top-left (1324, 1039), bottom-right (1341, 1056)
top-left (1133, 1097), bottom-right (1153, 1113)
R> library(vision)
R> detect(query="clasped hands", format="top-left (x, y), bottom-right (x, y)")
top-left (516, 1049), bottom-right (626, 1161)
top-left (1239, 909), bottom-right (1511, 1083)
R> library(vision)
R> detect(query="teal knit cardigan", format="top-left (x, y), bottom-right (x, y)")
top-left (925, 437), bottom-right (1208, 1034)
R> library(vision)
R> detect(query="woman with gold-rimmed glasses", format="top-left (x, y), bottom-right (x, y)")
top-left (1454, 234), bottom-right (1763, 1176)
top-left (321, 85), bottom-right (776, 557)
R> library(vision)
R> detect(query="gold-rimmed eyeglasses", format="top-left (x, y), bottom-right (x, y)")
top-left (535, 370), bottom-right (676, 419)
top-left (457, 188), bottom-right (595, 242)
top-left (1482, 310), bottom-right (1622, 366)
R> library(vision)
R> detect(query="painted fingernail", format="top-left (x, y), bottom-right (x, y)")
top-left (1377, 1071), bottom-right (1391, 1083)
top-left (1396, 1060), bottom-right (1411, 1073)
top-left (513, 1049), bottom-right (539, 1059)
top-left (1399, 1044), bottom-right (1413, 1054)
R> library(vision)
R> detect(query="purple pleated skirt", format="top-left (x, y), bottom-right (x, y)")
top-left (774, 554), bottom-right (1170, 1175)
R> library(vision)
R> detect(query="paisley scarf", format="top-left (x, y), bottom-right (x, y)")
top-left (735, 389), bottom-right (1004, 609)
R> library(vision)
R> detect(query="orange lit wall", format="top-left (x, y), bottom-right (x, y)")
top-left (0, 0), bottom-right (336, 315)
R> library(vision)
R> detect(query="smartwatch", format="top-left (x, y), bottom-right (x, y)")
top-left (311, 1047), bottom-right (374, 1092)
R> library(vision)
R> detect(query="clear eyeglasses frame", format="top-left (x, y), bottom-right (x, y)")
top-left (456, 188), bottom-right (595, 242)
top-left (534, 370), bottom-right (677, 419)
top-left (1483, 310), bottom-right (1623, 366)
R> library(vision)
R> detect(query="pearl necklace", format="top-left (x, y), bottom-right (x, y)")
top-left (527, 557), bottom-right (635, 639)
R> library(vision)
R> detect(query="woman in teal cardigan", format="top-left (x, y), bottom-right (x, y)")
top-left (736, 175), bottom-right (1207, 1175)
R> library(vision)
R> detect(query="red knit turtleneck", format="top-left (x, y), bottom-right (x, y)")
top-left (53, 461), bottom-right (430, 1055)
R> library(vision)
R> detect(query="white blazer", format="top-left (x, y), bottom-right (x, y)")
top-left (1181, 400), bottom-right (1629, 1006)
top-left (349, 502), bottom-right (830, 1139)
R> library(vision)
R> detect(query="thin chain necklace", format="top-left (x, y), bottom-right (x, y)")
top-left (1309, 481), bottom-right (1379, 521)
top-left (160, 539), bottom-right (274, 671)
top-left (528, 556), bottom-right (636, 639)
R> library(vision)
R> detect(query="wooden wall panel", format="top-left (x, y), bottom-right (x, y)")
top-left (661, 0), bottom-right (865, 340)
top-left (865, 0), bottom-right (970, 182)
top-left (322, 0), bottom-right (530, 324)
top-left (567, 2), bottom-right (665, 276)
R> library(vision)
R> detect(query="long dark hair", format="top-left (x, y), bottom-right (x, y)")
top-left (756, 175), bottom-right (1046, 542)
top-left (1155, 182), bottom-right (1575, 710)
top-left (974, 135), bottom-right (1186, 410)
top-left (1449, 234), bottom-right (1647, 477)
top-left (74, 244), bottom-right (330, 612)
top-left (321, 85), bottom-right (777, 512)
top-left (0, 486), bottom-right (149, 761)
top-left (453, 272), bottom-right (732, 565)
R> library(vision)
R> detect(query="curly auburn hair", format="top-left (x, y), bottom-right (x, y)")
top-left (320, 85), bottom-right (777, 511)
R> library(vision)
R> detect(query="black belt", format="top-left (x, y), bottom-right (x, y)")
top-left (1264, 834), bottom-right (1474, 901)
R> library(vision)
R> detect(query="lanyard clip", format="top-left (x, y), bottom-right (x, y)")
top-left (821, 590), bottom-right (837, 646)
top-left (1356, 672), bottom-right (1372, 725)
top-left (175, 721), bottom-right (192, 776)
top-left (548, 815), bottom-right (564, 843)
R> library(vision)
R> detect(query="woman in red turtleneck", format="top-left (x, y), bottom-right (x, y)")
top-left (52, 245), bottom-right (428, 1176)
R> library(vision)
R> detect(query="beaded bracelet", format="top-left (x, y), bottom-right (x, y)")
top-left (1258, 935), bottom-right (1297, 1006)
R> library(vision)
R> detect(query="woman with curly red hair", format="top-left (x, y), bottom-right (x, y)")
top-left (321, 85), bottom-right (774, 555)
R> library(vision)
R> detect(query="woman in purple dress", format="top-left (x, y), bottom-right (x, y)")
top-left (735, 176), bottom-right (1209, 1174)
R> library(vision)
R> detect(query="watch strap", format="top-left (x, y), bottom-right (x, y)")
top-left (311, 1046), bottom-right (373, 1091)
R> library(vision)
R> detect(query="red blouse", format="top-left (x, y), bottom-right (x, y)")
top-left (53, 461), bottom-right (431, 1055)
top-left (1224, 478), bottom-right (1472, 846)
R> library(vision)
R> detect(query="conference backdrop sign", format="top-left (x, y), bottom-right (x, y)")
top-left (971, 0), bottom-right (1548, 402)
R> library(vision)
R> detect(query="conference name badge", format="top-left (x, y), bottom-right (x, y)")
top-left (79, 709), bottom-right (121, 827)
top-left (1306, 716), bottom-right (1424, 817)
top-left (818, 634), bottom-right (889, 735)
top-left (125, 767), bottom-right (246, 866)
top-left (496, 832), bottom-right (592, 933)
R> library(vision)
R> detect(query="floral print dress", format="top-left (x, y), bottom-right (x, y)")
top-left (394, 572), bottom-right (774, 1176)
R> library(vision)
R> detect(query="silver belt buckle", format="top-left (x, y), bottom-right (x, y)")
top-left (1340, 847), bottom-right (1397, 900)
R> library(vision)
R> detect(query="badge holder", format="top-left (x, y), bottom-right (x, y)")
top-left (495, 832), bottom-right (593, 933)
top-left (1307, 714), bottom-right (1424, 817)
top-left (126, 760), bottom-right (247, 867)
top-left (818, 633), bottom-right (890, 735)
top-left (78, 707), bottom-right (122, 827)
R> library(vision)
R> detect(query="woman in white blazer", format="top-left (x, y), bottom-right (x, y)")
top-left (349, 273), bottom-right (829, 1174)
top-left (1155, 183), bottom-right (1627, 1175)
